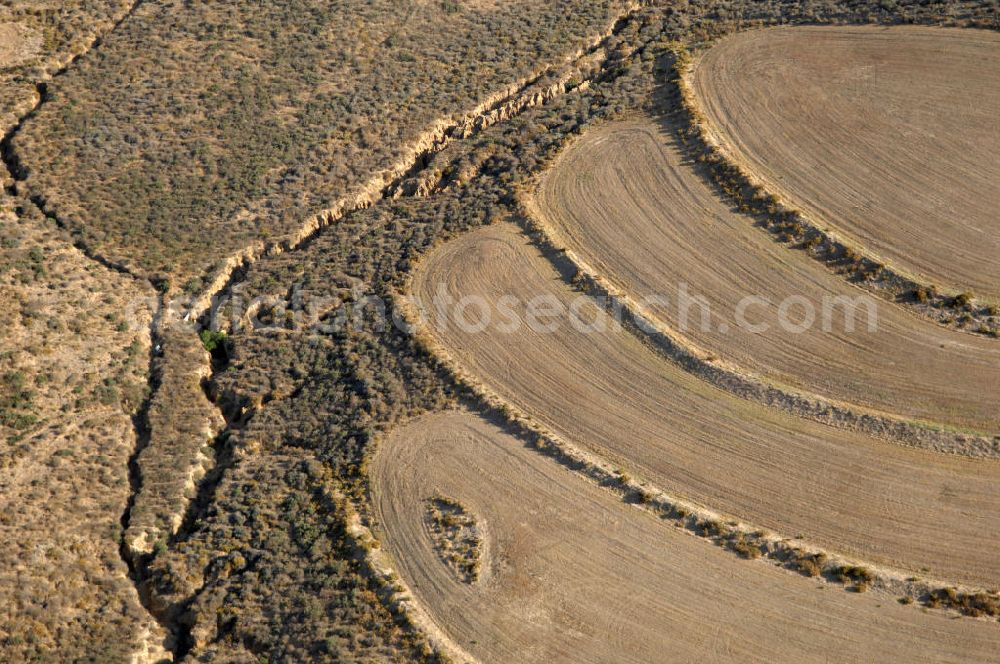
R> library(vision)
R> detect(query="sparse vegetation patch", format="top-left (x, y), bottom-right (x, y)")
top-left (424, 494), bottom-right (482, 583)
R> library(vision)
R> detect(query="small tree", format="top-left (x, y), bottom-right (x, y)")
top-left (199, 329), bottom-right (227, 352)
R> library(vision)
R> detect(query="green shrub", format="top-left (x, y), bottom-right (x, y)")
top-left (199, 329), bottom-right (227, 352)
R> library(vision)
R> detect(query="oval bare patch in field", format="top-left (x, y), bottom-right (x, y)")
top-left (531, 118), bottom-right (1000, 434)
top-left (372, 410), bottom-right (1000, 663)
top-left (690, 26), bottom-right (1000, 301)
top-left (411, 224), bottom-right (1000, 587)
top-left (0, 23), bottom-right (42, 68)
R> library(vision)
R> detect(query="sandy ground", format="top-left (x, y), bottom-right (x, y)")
top-left (689, 26), bottom-right (1000, 301)
top-left (0, 23), bottom-right (42, 68)
top-left (531, 118), bottom-right (1000, 434)
top-left (411, 224), bottom-right (1000, 587)
top-left (372, 410), bottom-right (1000, 663)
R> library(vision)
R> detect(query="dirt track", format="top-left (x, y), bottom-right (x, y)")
top-left (531, 118), bottom-right (1000, 434)
top-left (372, 410), bottom-right (1000, 663)
top-left (689, 26), bottom-right (1000, 301)
top-left (411, 224), bottom-right (1000, 587)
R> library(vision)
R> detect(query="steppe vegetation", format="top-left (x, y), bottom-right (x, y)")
top-left (9, 0), bottom-right (630, 285)
top-left (0, 191), bottom-right (165, 660)
top-left (0, 193), bottom-right (151, 472)
top-left (0, 1), bottom-right (655, 657)
top-left (0, 1), bottom-right (135, 134)
top-left (125, 327), bottom-right (225, 558)
top-left (3, 0), bottom-right (1000, 660)
top-left (144, 451), bottom-right (442, 662)
top-left (0, 21), bottom-right (42, 69)
top-left (0, 8), bottom-right (172, 658)
top-left (131, 17), bottom-right (666, 651)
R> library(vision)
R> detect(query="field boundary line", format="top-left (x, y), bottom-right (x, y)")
top-left (392, 277), bottom-right (1000, 620)
top-left (669, 41), bottom-right (1000, 333)
top-left (514, 191), bottom-right (1000, 458)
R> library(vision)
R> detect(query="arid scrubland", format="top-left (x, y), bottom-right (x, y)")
top-left (8, 0), bottom-right (631, 286)
top-left (0, 190), bottom-right (164, 659)
top-left (160, 8), bottom-right (1000, 657)
top-left (0, 1), bottom-right (135, 134)
top-left (2, 0), bottom-right (1000, 661)
top-left (125, 326), bottom-right (225, 558)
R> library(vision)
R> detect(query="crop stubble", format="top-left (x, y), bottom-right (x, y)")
top-left (412, 224), bottom-right (1000, 587)
top-left (372, 410), bottom-right (1000, 663)
top-left (689, 26), bottom-right (1000, 301)
top-left (532, 118), bottom-right (1000, 434)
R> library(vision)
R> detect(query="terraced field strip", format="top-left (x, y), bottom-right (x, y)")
top-left (411, 224), bottom-right (1000, 588)
top-left (372, 410), bottom-right (1000, 663)
top-left (531, 118), bottom-right (1000, 435)
top-left (689, 26), bottom-right (1000, 302)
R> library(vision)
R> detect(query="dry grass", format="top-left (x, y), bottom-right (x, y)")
top-left (0, 22), bottom-right (42, 68)
top-left (125, 326), bottom-right (225, 557)
top-left (0, 193), bottom-right (166, 660)
top-left (5, 2), bottom-right (995, 657)
top-left (0, 1), bottom-right (134, 135)
top-left (10, 0), bottom-right (630, 286)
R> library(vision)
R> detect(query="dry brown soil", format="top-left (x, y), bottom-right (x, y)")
top-left (372, 410), bottom-right (1000, 664)
top-left (690, 26), bottom-right (1000, 301)
top-left (412, 223), bottom-right (1000, 587)
top-left (531, 118), bottom-right (1000, 434)
top-left (0, 23), bottom-right (42, 68)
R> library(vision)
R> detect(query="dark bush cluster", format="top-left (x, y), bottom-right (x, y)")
top-left (147, 456), bottom-right (440, 661)
top-left (146, 3), bottom-right (1000, 656)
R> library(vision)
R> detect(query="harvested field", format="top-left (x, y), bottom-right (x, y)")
top-left (531, 118), bottom-right (1000, 434)
top-left (373, 410), bottom-right (1000, 663)
top-left (689, 26), bottom-right (1000, 301)
top-left (412, 224), bottom-right (1000, 587)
